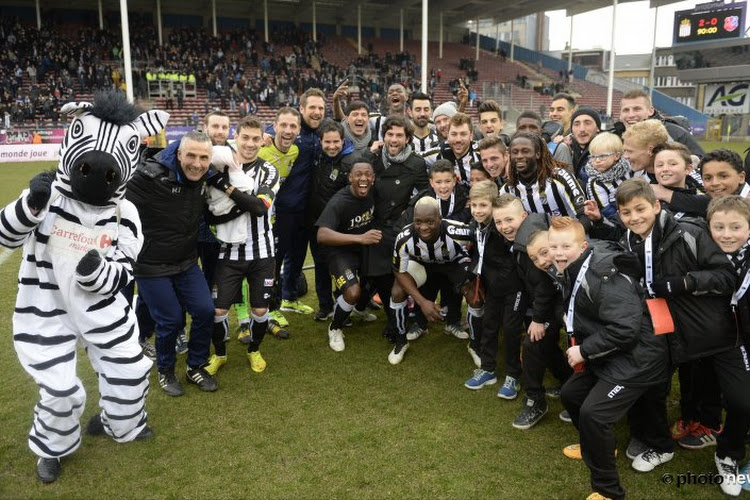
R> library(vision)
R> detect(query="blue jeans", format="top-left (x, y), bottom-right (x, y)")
top-left (136, 264), bottom-right (213, 371)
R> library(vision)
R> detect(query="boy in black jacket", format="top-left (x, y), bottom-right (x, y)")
top-left (550, 217), bottom-right (669, 500)
top-left (463, 183), bottom-right (527, 401)
top-left (617, 179), bottom-right (749, 497)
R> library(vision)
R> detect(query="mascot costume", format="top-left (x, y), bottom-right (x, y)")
top-left (0, 90), bottom-right (168, 483)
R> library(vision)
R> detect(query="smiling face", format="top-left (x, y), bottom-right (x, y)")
top-left (480, 145), bottom-right (507, 180)
top-left (235, 125), bottom-right (264, 163)
top-left (572, 115), bottom-right (598, 147)
top-left (470, 196), bottom-right (493, 225)
top-left (549, 98), bottom-right (572, 129)
top-left (510, 137), bottom-right (540, 181)
top-left (623, 137), bottom-right (652, 172)
top-left (413, 204), bottom-right (441, 242)
top-left (620, 96), bottom-right (654, 128)
top-left (702, 160), bottom-right (746, 199)
top-left (435, 115), bottom-right (451, 140)
top-left (321, 130), bottom-right (344, 158)
top-left (348, 162), bottom-right (375, 199)
top-left (301, 95), bottom-right (325, 129)
top-left (493, 203), bottom-right (527, 242)
top-left (384, 125), bottom-right (408, 155)
top-left (410, 98), bottom-right (432, 129)
top-left (654, 149), bottom-right (690, 189)
top-left (710, 209), bottom-right (750, 254)
top-left (205, 115), bottom-right (230, 145)
top-left (527, 232), bottom-right (552, 271)
top-left (346, 107), bottom-right (369, 137)
top-left (448, 123), bottom-right (472, 157)
top-left (274, 111), bottom-right (301, 152)
top-left (430, 171), bottom-right (456, 201)
top-left (388, 84), bottom-right (408, 113)
top-left (618, 196), bottom-right (660, 238)
top-left (548, 227), bottom-right (588, 273)
top-left (479, 111), bottom-right (503, 138)
top-left (516, 117), bottom-right (542, 136)
top-left (177, 138), bottom-right (212, 181)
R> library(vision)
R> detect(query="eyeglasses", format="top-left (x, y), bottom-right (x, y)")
top-left (590, 152), bottom-right (617, 161)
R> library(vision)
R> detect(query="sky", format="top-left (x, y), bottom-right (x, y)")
top-left (546, 0), bottom-right (749, 54)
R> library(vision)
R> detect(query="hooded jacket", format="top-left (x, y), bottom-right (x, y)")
top-left (556, 246), bottom-right (669, 387)
top-left (126, 141), bottom-right (208, 277)
top-left (468, 219), bottom-right (523, 294)
top-left (621, 210), bottom-right (739, 363)
top-left (513, 213), bottom-right (558, 324)
top-left (308, 138), bottom-right (355, 225)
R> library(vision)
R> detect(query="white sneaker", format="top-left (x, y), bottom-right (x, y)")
top-left (327, 326), bottom-right (345, 352)
top-left (467, 344), bottom-right (481, 368)
top-left (388, 341), bottom-right (409, 365)
top-left (444, 323), bottom-right (469, 340)
top-left (351, 308), bottom-right (377, 322)
top-left (406, 323), bottom-right (427, 341)
top-left (631, 449), bottom-right (674, 472)
top-left (715, 453), bottom-right (742, 496)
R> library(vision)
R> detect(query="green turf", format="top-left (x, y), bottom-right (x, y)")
top-left (699, 142), bottom-right (747, 155)
top-left (0, 161), bottom-right (730, 498)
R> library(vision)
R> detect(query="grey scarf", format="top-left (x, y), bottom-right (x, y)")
top-left (342, 119), bottom-right (372, 152)
top-left (585, 156), bottom-right (631, 184)
top-left (381, 144), bottom-right (413, 170)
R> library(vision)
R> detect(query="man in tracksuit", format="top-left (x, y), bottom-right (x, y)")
top-left (549, 216), bottom-right (669, 500)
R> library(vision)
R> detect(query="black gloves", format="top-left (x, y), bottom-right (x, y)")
top-left (76, 249), bottom-right (102, 276)
top-left (27, 170), bottom-right (56, 211)
top-left (651, 275), bottom-right (695, 297)
top-left (206, 171), bottom-right (231, 192)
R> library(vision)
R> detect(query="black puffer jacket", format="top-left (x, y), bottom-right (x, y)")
top-left (126, 152), bottom-right (207, 278)
top-left (557, 246), bottom-right (669, 387)
top-left (468, 219), bottom-right (523, 295)
top-left (395, 183), bottom-right (471, 231)
top-left (621, 211), bottom-right (739, 363)
top-left (513, 213), bottom-right (558, 323)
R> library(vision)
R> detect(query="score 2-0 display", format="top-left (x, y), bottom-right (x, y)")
top-left (673, 1), bottom-right (746, 44)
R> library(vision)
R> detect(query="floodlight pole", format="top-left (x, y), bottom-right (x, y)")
top-left (495, 23), bottom-right (499, 52)
top-left (120, 0), bottom-right (134, 103)
top-left (606, 0), bottom-right (618, 117)
top-left (212, 0), bottom-right (217, 37)
top-left (567, 15), bottom-right (573, 72)
top-left (439, 11), bottom-right (443, 59)
top-left (421, 0), bottom-right (428, 93)
top-left (264, 0), bottom-right (269, 43)
top-left (649, 6), bottom-right (659, 100)
top-left (35, 0), bottom-right (41, 29)
top-left (475, 18), bottom-right (479, 61)
top-left (510, 19), bottom-right (515, 62)
top-left (399, 9), bottom-right (404, 52)
top-left (157, 0), bottom-right (163, 46)
top-left (98, 0), bottom-right (104, 30)
top-left (312, 2), bottom-right (317, 42)
top-left (357, 4), bottom-right (362, 55)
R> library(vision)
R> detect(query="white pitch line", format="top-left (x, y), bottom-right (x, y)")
top-left (0, 247), bottom-right (16, 268)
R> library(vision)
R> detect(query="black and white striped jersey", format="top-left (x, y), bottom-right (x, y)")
top-left (436, 142), bottom-right (481, 187)
top-left (393, 219), bottom-right (472, 272)
top-left (210, 150), bottom-right (280, 261)
top-left (501, 168), bottom-right (586, 217)
top-left (586, 170), bottom-right (636, 215)
top-left (412, 127), bottom-right (441, 156)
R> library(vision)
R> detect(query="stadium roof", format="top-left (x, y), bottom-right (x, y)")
top-left (4, 0), bottom-right (686, 30)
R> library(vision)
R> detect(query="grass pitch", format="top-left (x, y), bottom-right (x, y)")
top-left (0, 160), bottom-right (730, 499)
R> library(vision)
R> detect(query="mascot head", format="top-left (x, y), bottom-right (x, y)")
top-left (57, 91), bottom-right (169, 206)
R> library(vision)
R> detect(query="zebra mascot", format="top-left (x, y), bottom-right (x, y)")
top-left (0, 91), bottom-right (168, 483)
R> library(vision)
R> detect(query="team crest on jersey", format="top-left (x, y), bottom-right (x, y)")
top-left (329, 169), bottom-right (339, 181)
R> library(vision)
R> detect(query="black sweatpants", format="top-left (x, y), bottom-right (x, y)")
top-left (520, 320), bottom-right (572, 400)
top-left (626, 377), bottom-right (674, 453)
top-left (413, 275), bottom-right (462, 327)
top-left (677, 358), bottom-right (722, 429)
top-left (478, 288), bottom-right (526, 377)
top-left (561, 370), bottom-right (666, 500)
top-left (709, 345), bottom-right (750, 461)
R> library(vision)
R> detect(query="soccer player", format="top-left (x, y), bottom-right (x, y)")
top-left (477, 135), bottom-right (509, 186)
top-left (437, 112), bottom-right (481, 187)
top-left (316, 160), bottom-right (380, 351)
top-left (548, 92), bottom-right (575, 136)
top-left (389, 198), bottom-right (476, 364)
top-left (409, 92), bottom-right (440, 156)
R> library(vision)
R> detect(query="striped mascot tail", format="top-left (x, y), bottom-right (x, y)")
top-left (0, 90), bottom-right (168, 473)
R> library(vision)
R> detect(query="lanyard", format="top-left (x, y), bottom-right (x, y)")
top-left (565, 253), bottom-right (592, 334)
top-left (627, 229), bottom-right (655, 297)
top-left (733, 269), bottom-right (750, 307)
top-left (436, 191), bottom-right (455, 217)
top-left (476, 225), bottom-right (487, 275)
top-left (741, 183), bottom-right (750, 197)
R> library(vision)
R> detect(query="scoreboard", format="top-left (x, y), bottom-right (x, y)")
top-left (673, 1), bottom-right (746, 44)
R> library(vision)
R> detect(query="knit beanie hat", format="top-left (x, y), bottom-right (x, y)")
top-left (570, 107), bottom-right (602, 130)
top-left (432, 101), bottom-right (458, 121)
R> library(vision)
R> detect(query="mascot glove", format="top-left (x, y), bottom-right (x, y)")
top-left (27, 170), bottom-right (56, 212)
top-left (76, 249), bottom-right (104, 279)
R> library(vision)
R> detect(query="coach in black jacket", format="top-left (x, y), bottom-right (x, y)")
top-left (126, 132), bottom-right (218, 395)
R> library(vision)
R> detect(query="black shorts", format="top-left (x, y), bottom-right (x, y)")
top-left (328, 249), bottom-right (362, 292)
top-left (214, 257), bottom-right (275, 310)
top-left (422, 261), bottom-right (473, 292)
